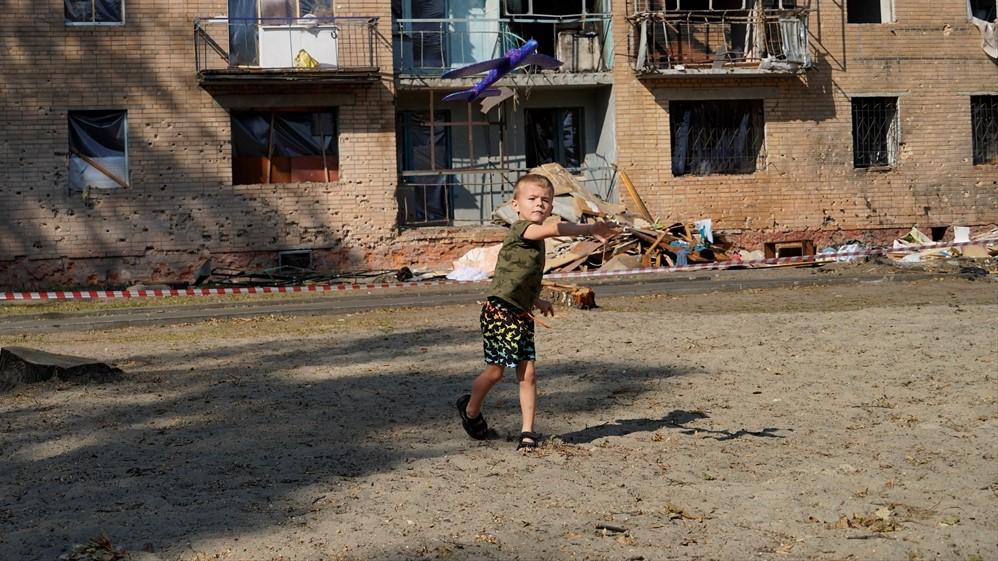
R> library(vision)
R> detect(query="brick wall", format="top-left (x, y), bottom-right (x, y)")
top-left (0, 0), bottom-right (399, 289)
top-left (612, 1), bottom-right (998, 244)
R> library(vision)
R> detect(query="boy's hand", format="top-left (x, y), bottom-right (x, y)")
top-left (591, 220), bottom-right (623, 242)
top-left (534, 298), bottom-right (555, 317)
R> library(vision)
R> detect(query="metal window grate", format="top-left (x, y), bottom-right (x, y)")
top-left (971, 95), bottom-right (998, 166)
top-left (851, 97), bottom-right (898, 169)
top-left (669, 99), bottom-right (765, 176)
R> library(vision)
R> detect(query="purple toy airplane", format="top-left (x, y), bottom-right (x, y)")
top-left (441, 38), bottom-right (562, 102)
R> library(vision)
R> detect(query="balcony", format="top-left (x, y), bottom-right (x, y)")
top-left (195, 16), bottom-right (380, 91)
top-left (393, 17), bottom-right (612, 88)
top-left (628, 0), bottom-right (811, 77)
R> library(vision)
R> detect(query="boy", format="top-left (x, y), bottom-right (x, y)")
top-left (456, 174), bottom-right (619, 450)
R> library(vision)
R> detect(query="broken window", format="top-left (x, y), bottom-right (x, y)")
top-left (851, 97), bottom-right (899, 169)
top-left (259, 0), bottom-right (333, 17)
top-left (971, 95), bottom-right (998, 165)
top-left (847, 0), bottom-right (893, 24)
top-left (231, 110), bottom-right (339, 185)
top-left (397, 111), bottom-right (452, 225)
top-left (68, 110), bottom-right (129, 192)
top-left (525, 108), bottom-right (583, 170)
top-left (669, 99), bottom-right (764, 176)
top-left (65, 0), bottom-right (123, 24)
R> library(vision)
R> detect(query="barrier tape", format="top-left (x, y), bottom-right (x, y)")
top-left (0, 239), bottom-right (992, 302)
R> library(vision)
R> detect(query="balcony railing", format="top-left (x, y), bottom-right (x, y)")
top-left (195, 16), bottom-right (379, 85)
top-left (394, 17), bottom-right (612, 75)
top-left (628, 1), bottom-right (811, 75)
top-left (398, 165), bottom-right (617, 227)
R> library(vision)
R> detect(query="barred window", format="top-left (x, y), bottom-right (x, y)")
top-left (971, 95), bottom-right (998, 166)
top-left (65, 0), bottom-right (123, 24)
top-left (851, 97), bottom-right (899, 169)
top-left (669, 99), bottom-right (764, 176)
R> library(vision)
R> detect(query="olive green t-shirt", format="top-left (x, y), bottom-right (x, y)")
top-left (489, 219), bottom-right (545, 311)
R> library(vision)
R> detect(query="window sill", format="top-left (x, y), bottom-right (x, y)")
top-left (854, 165), bottom-right (895, 173)
top-left (65, 21), bottom-right (126, 27)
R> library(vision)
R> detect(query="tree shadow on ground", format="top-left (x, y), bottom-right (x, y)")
top-left (0, 325), bottom-right (700, 560)
top-left (559, 409), bottom-right (790, 443)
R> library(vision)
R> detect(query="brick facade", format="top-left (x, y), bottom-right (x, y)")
top-left (1, 1), bottom-right (996, 290)
top-left (612, 1), bottom-right (998, 247)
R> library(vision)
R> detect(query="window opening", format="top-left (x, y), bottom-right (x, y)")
top-left (971, 95), bottom-right (998, 166)
top-left (398, 111), bottom-right (453, 225)
top-left (68, 110), bottom-right (129, 192)
top-left (65, 0), bottom-right (123, 24)
top-left (847, 0), bottom-right (893, 24)
top-left (969, 0), bottom-right (997, 22)
top-left (851, 97), bottom-right (899, 169)
top-left (525, 108), bottom-right (583, 170)
top-left (279, 250), bottom-right (313, 269)
top-left (669, 99), bottom-right (764, 176)
top-left (231, 109), bottom-right (338, 185)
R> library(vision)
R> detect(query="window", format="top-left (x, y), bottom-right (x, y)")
top-left (969, 0), bottom-right (997, 22)
top-left (65, 0), bottom-right (123, 24)
top-left (971, 95), bottom-right (998, 165)
top-left (397, 111), bottom-right (452, 225)
top-left (851, 97), bottom-right (899, 169)
top-left (260, 0), bottom-right (334, 18)
top-left (525, 108), bottom-right (583, 170)
top-left (847, 0), bottom-right (893, 24)
top-left (231, 110), bottom-right (338, 185)
top-left (669, 99), bottom-right (764, 176)
top-left (68, 110), bottom-right (128, 192)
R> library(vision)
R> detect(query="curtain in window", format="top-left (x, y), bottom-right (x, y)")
top-left (68, 110), bottom-right (128, 191)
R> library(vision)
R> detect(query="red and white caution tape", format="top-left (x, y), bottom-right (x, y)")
top-left (0, 239), bottom-right (992, 302)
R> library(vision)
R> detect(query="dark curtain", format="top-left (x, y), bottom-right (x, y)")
top-left (526, 108), bottom-right (582, 170)
top-left (231, 111), bottom-right (338, 184)
top-left (69, 110), bottom-right (126, 157)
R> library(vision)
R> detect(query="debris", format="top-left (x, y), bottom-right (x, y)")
top-left (541, 282), bottom-right (597, 309)
top-left (1, 347), bottom-right (123, 391)
top-left (59, 533), bottom-right (128, 561)
top-left (594, 523), bottom-right (627, 533)
top-left (618, 170), bottom-right (655, 223)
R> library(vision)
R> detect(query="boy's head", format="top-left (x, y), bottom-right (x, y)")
top-left (511, 174), bottom-right (555, 224)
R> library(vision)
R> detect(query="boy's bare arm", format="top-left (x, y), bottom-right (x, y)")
top-left (523, 221), bottom-right (620, 241)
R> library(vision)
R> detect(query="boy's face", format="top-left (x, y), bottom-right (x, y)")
top-left (512, 181), bottom-right (554, 224)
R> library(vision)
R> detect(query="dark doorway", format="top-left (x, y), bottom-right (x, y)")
top-left (525, 108), bottom-right (583, 170)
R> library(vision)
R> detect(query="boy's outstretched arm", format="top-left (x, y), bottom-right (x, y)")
top-left (523, 220), bottom-right (621, 242)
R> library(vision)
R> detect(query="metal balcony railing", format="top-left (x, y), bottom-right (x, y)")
top-left (397, 165), bottom-right (617, 227)
top-left (393, 18), bottom-right (612, 75)
top-left (628, 1), bottom-right (811, 74)
top-left (195, 16), bottom-right (379, 80)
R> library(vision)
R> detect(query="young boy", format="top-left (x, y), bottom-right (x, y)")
top-left (456, 174), bottom-right (619, 450)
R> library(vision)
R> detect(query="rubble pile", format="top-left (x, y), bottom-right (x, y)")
top-left (486, 163), bottom-right (735, 276)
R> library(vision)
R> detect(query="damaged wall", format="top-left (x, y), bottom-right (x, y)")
top-left (0, 0), bottom-right (399, 289)
top-left (613, 1), bottom-right (998, 239)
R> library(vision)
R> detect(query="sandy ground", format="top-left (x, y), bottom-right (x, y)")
top-left (1, 277), bottom-right (996, 561)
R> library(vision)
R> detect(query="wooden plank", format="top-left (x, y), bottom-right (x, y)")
top-left (69, 148), bottom-right (129, 189)
top-left (618, 171), bottom-right (655, 223)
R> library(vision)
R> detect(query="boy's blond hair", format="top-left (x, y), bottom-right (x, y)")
top-left (513, 174), bottom-right (554, 198)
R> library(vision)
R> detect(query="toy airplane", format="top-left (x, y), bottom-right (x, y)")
top-left (441, 38), bottom-right (562, 105)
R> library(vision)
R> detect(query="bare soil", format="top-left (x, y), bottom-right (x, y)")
top-left (1, 277), bottom-right (996, 561)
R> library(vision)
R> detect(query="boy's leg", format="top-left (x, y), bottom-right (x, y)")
top-left (516, 360), bottom-right (537, 435)
top-left (466, 364), bottom-right (504, 418)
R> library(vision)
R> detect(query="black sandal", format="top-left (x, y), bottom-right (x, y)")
top-left (517, 431), bottom-right (541, 450)
top-left (456, 394), bottom-right (491, 440)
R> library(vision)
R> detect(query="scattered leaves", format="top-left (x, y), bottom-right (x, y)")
top-left (474, 533), bottom-right (498, 545)
top-left (831, 507), bottom-right (898, 533)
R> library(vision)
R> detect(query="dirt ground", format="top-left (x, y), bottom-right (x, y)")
top-left (1, 277), bottom-right (996, 561)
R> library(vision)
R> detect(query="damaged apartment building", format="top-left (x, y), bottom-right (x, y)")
top-left (0, 0), bottom-right (996, 288)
